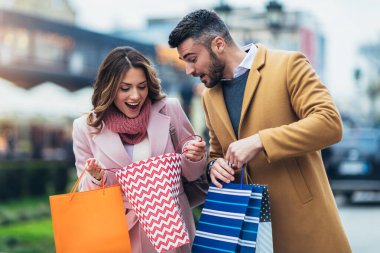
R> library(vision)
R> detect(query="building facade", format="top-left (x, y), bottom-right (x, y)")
top-left (216, 1), bottom-right (326, 81)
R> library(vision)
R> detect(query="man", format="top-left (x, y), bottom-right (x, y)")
top-left (168, 9), bottom-right (351, 253)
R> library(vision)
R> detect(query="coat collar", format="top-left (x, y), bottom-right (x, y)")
top-left (208, 44), bottom-right (266, 140)
top-left (147, 99), bottom-right (170, 157)
top-left (92, 99), bottom-right (170, 167)
top-left (92, 123), bottom-right (131, 167)
top-left (239, 44), bottom-right (266, 138)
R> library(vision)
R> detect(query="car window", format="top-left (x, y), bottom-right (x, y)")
top-left (333, 129), bottom-right (379, 155)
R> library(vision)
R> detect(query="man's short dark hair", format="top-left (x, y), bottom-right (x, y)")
top-left (168, 9), bottom-right (233, 49)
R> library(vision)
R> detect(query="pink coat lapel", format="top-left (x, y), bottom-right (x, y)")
top-left (147, 100), bottom-right (170, 157)
top-left (92, 126), bottom-right (132, 167)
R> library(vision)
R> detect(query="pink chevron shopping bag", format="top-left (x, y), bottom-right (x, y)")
top-left (115, 153), bottom-right (189, 253)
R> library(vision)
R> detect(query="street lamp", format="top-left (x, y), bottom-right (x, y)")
top-left (266, 0), bottom-right (284, 30)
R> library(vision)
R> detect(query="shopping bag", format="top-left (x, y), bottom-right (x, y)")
top-left (49, 169), bottom-right (131, 253)
top-left (192, 167), bottom-right (273, 253)
top-left (115, 153), bottom-right (190, 253)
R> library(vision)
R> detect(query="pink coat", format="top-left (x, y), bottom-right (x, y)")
top-left (72, 98), bottom-right (207, 253)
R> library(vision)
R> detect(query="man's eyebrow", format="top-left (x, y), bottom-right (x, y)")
top-left (179, 53), bottom-right (195, 61)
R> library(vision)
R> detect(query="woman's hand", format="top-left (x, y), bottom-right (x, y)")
top-left (85, 158), bottom-right (105, 180)
top-left (184, 140), bottom-right (206, 162)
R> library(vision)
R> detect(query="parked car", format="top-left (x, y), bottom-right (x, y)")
top-left (322, 128), bottom-right (380, 199)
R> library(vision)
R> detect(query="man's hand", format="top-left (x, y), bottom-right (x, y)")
top-left (225, 133), bottom-right (263, 169)
top-left (209, 158), bottom-right (235, 188)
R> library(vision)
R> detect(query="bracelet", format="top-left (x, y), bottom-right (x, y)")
top-left (207, 159), bottom-right (216, 174)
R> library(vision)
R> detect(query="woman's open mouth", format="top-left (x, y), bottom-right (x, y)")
top-left (125, 102), bottom-right (140, 110)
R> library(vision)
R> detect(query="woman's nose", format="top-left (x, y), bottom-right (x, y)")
top-left (130, 88), bottom-right (140, 99)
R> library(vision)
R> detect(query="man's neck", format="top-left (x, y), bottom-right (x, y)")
top-left (223, 47), bottom-right (247, 79)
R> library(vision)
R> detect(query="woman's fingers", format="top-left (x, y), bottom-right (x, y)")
top-left (85, 158), bottom-right (104, 179)
top-left (184, 140), bottom-right (206, 161)
top-left (184, 151), bottom-right (204, 161)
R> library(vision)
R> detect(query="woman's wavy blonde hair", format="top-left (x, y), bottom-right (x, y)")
top-left (87, 46), bottom-right (166, 133)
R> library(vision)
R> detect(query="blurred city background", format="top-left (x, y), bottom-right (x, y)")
top-left (0, 0), bottom-right (380, 252)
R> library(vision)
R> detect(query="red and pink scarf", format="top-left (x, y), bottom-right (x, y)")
top-left (103, 99), bottom-right (152, 144)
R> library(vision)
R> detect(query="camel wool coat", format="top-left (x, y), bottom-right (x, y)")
top-left (73, 98), bottom-right (207, 253)
top-left (202, 44), bottom-right (351, 253)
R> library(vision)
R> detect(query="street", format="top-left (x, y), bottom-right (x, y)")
top-left (337, 192), bottom-right (380, 253)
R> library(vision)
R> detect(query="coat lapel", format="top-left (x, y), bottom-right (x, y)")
top-left (93, 100), bottom-right (170, 166)
top-left (92, 126), bottom-right (132, 167)
top-left (209, 84), bottom-right (236, 142)
top-left (238, 44), bottom-right (266, 138)
top-left (147, 100), bottom-right (170, 157)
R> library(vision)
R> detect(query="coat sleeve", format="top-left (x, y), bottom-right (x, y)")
top-left (169, 98), bottom-right (207, 181)
top-left (72, 117), bottom-right (110, 191)
top-left (258, 52), bottom-right (343, 163)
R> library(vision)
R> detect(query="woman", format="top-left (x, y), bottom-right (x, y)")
top-left (72, 46), bottom-right (207, 253)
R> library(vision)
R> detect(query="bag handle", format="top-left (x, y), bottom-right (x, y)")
top-left (239, 165), bottom-right (254, 189)
top-left (174, 134), bottom-right (203, 154)
top-left (69, 168), bottom-right (106, 200)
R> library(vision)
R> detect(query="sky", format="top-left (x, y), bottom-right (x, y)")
top-left (68, 0), bottom-right (380, 110)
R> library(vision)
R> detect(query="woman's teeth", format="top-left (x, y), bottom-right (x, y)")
top-left (125, 102), bottom-right (139, 109)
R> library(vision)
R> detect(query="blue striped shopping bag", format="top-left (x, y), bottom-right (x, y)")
top-left (192, 168), bottom-right (273, 253)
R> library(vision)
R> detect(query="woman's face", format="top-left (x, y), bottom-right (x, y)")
top-left (114, 67), bottom-right (149, 118)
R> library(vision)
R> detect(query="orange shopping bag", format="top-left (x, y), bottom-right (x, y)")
top-left (49, 169), bottom-right (131, 253)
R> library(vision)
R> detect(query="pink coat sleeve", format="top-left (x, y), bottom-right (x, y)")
top-left (72, 116), bottom-right (112, 191)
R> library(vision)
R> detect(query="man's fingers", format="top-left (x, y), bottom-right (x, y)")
top-left (225, 148), bottom-right (231, 161)
top-left (234, 158), bottom-right (239, 168)
top-left (212, 169), bottom-right (232, 183)
top-left (214, 162), bottom-right (234, 181)
top-left (216, 159), bottom-right (235, 176)
top-left (210, 174), bottom-right (223, 188)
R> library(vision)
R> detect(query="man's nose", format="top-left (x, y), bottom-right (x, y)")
top-left (185, 63), bottom-right (195, 76)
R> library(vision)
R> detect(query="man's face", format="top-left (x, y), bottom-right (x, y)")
top-left (177, 38), bottom-right (225, 88)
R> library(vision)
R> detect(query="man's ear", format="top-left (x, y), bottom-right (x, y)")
top-left (211, 36), bottom-right (225, 54)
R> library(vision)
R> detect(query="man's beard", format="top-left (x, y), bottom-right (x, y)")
top-left (205, 51), bottom-right (225, 88)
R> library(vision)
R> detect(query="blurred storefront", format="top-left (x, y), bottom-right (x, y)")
top-left (0, 0), bottom-right (155, 162)
top-left (0, 78), bottom-right (92, 161)
top-left (0, 3), bottom-right (155, 90)
top-left (215, 0), bottom-right (326, 81)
